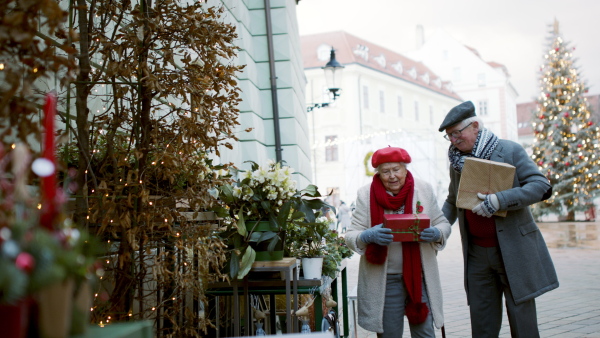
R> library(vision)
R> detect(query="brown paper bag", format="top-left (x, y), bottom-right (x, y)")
top-left (456, 157), bottom-right (515, 217)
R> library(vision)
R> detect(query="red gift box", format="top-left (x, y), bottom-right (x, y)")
top-left (383, 214), bottom-right (430, 242)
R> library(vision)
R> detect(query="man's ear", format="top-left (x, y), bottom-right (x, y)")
top-left (472, 121), bottom-right (480, 130)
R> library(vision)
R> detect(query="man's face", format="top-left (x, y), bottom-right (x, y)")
top-left (378, 162), bottom-right (407, 195)
top-left (445, 121), bottom-right (479, 153)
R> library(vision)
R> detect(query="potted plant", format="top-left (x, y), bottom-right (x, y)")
top-left (211, 160), bottom-right (331, 279)
top-left (321, 231), bottom-right (354, 279)
top-left (285, 215), bottom-right (331, 279)
top-left (0, 143), bottom-right (104, 337)
top-left (286, 216), bottom-right (354, 280)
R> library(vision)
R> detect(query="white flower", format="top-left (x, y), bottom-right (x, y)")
top-left (232, 186), bottom-right (242, 198)
top-left (217, 169), bottom-right (228, 177)
top-left (253, 167), bottom-right (268, 184)
top-left (242, 186), bottom-right (254, 200)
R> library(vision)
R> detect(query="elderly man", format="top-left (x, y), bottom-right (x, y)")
top-left (439, 101), bottom-right (558, 337)
top-left (345, 146), bottom-right (451, 337)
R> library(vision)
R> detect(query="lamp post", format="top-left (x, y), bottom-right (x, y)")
top-left (307, 47), bottom-right (344, 112)
top-left (308, 46), bottom-right (344, 185)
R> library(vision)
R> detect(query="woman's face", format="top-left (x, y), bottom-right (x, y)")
top-left (378, 162), bottom-right (407, 195)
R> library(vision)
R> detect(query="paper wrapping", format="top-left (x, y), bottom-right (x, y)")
top-left (456, 157), bottom-right (515, 217)
top-left (383, 214), bottom-right (430, 242)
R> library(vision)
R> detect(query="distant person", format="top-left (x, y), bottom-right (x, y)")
top-left (337, 201), bottom-right (351, 233)
top-left (320, 205), bottom-right (337, 230)
top-left (438, 101), bottom-right (558, 337)
top-left (345, 146), bottom-right (452, 337)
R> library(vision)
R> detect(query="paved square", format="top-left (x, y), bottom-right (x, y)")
top-left (344, 223), bottom-right (600, 337)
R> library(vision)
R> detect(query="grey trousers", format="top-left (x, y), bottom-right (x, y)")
top-left (378, 274), bottom-right (435, 338)
top-left (467, 244), bottom-right (540, 338)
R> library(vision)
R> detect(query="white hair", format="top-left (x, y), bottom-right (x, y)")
top-left (461, 116), bottom-right (484, 129)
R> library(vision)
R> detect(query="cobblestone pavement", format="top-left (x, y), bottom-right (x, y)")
top-left (344, 223), bottom-right (600, 338)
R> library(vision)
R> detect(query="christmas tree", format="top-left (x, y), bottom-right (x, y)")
top-left (531, 19), bottom-right (600, 221)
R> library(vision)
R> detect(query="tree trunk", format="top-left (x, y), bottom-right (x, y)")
top-left (74, 0), bottom-right (92, 226)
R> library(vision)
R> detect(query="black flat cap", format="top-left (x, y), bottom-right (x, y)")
top-left (438, 101), bottom-right (476, 131)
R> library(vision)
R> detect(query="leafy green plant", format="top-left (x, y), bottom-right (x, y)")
top-left (286, 216), bottom-right (354, 279)
top-left (0, 144), bottom-right (104, 304)
top-left (322, 232), bottom-right (354, 279)
top-left (211, 160), bottom-right (332, 279)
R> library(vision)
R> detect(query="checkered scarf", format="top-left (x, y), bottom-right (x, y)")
top-left (448, 128), bottom-right (499, 173)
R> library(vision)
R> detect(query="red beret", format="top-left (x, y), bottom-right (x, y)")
top-left (371, 147), bottom-right (412, 168)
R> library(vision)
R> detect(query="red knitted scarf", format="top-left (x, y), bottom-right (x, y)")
top-left (366, 171), bottom-right (429, 324)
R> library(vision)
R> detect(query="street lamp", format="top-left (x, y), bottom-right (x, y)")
top-left (307, 47), bottom-right (344, 112)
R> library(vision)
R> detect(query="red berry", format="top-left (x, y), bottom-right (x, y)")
top-left (15, 252), bottom-right (35, 273)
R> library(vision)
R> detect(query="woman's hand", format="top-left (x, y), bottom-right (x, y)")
top-left (420, 227), bottom-right (441, 242)
top-left (359, 224), bottom-right (393, 246)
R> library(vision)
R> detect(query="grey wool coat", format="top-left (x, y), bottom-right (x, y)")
top-left (345, 178), bottom-right (452, 333)
top-left (442, 139), bottom-right (559, 305)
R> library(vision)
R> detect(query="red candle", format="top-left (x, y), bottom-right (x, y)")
top-left (40, 92), bottom-right (58, 230)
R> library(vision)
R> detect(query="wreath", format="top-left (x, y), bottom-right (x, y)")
top-left (363, 151), bottom-right (375, 177)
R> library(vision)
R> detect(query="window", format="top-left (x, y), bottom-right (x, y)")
top-left (478, 73), bottom-right (486, 87)
top-left (478, 100), bottom-right (488, 116)
top-left (453, 67), bottom-right (461, 82)
top-left (397, 96), bottom-right (403, 117)
top-left (414, 101), bottom-right (420, 121)
top-left (429, 105), bottom-right (434, 124)
top-left (379, 90), bottom-right (385, 113)
top-left (325, 135), bottom-right (338, 162)
top-left (362, 86), bottom-right (369, 109)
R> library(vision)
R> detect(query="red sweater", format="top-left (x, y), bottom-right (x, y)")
top-left (465, 210), bottom-right (498, 247)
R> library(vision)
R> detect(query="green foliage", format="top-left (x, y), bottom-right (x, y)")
top-left (213, 160), bottom-right (334, 279)
top-left (0, 220), bottom-right (105, 304)
top-left (286, 216), bottom-right (353, 279)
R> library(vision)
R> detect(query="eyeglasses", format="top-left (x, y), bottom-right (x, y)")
top-left (443, 122), bottom-right (473, 141)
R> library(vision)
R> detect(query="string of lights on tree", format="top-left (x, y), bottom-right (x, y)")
top-left (530, 20), bottom-right (600, 218)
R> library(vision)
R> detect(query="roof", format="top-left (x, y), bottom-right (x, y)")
top-left (516, 94), bottom-right (600, 137)
top-left (300, 31), bottom-right (461, 100)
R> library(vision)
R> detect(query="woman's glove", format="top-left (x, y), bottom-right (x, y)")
top-left (472, 193), bottom-right (499, 218)
top-left (359, 223), bottom-right (393, 246)
top-left (420, 227), bottom-right (441, 242)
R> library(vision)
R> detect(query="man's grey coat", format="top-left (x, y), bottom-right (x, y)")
top-left (442, 139), bottom-right (559, 305)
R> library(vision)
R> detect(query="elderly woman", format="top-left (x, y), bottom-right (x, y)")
top-left (345, 146), bottom-right (452, 338)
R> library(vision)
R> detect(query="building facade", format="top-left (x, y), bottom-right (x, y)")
top-left (407, 28), bottom-right (519, 141)
top-left (302, 31), bottom-right (462, 207)
top-left (517, 94), bottom-right (600, 149)
top-left (215, 0), bottom-right (313, 187)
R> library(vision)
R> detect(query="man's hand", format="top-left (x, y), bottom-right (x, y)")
top-left (472, 193), bottom-right (499, 218)
top-left (360, 223), bottom-right (393, 246)
top-left (420, 227), bottom-right (442, 242)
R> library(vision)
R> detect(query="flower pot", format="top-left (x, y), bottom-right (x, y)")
top-left (70, 280), bottom-right (93, 335)
top-left (301, 257), bottom-right (323, 279)
top-left (37, 279), bottom-right (74, 338)
top-left (247, 222), bottom-right (285, 261)
top-left (0, 298), bottom-right (31, 338)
